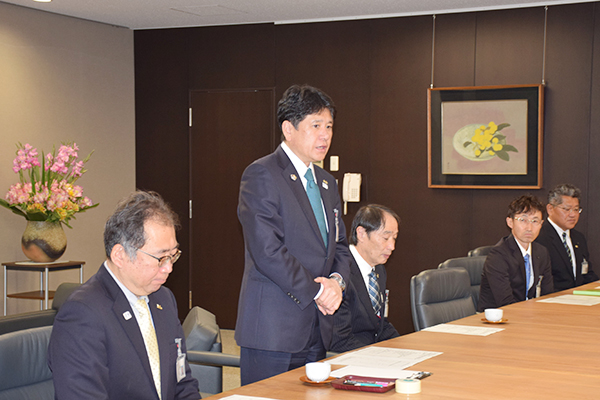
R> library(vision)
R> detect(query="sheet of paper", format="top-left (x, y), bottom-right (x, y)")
top-left (537, 294), bottom-right (600, 306)
top-left (326, 346), bottom-right (441, 370)
top-left (423, 324), bottom-right (504, 336)
top-left (331, 365), bottom-right (418, 379)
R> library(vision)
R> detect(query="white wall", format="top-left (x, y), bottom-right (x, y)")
top-left (0, 3), bottom-right (136, 314)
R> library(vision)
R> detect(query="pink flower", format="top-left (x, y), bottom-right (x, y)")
top-left (11, 144), bottom-right (41, 172)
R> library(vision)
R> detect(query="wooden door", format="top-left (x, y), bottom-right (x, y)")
top-left (189, 89), bottom-right (274, 328)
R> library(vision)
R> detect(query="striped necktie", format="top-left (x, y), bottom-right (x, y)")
top-left (135, 298), bottom-right (162, 399)
top-left (562, 232), bottom-right (574, 273)
top-left (368, 269), bottom-right (382, 315)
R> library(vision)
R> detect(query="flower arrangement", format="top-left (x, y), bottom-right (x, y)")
top-left (0, 142), bottom-right (98, 228)
top-left (464, 121), bottom-right (518, 161)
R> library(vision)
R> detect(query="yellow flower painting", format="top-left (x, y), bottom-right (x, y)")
top-left (453, 121), bottom-right (518, 162)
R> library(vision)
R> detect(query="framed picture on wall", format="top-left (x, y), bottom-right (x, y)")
top-left (427, 84), bottom-right (544, 189)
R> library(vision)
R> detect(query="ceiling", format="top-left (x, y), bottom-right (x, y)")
top-left (1, 0), bottom-right (594, 30)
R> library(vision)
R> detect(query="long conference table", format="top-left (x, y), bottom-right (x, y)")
top-left (208, 281), bottom-right (600, 399)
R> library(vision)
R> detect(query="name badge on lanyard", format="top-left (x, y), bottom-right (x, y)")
top-left (175, 338), bottom-right (186, 382)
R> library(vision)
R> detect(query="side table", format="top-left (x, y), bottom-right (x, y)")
top-left (3, 260), bottom-right (84, 315)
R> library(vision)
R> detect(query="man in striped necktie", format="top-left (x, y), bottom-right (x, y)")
top-left (331, 204), bottom-right (401, 352)
top-left (535, 184), bottom-right (598, 291)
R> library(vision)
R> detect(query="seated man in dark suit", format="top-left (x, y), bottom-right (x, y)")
top-left (330, 204), bottom-right (400, 352)
top-left (535, 184), bottom-right (598, 291)
top-left (48, 191), bottom-right (201, 400)
top-left (478, 195), bottom-right (554, 312)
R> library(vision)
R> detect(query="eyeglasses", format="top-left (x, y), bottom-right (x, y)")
top-left (554, 205), bottom-right (582, 214)
top-left (513, 217), bottom-right (543, 226)
top-left (136, 248), bottom-right (182, 268)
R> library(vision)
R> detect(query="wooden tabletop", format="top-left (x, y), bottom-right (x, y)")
top-left (207, 281), bottom-right (600, 399)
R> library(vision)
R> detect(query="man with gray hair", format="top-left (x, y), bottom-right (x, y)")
top-left (49, 191), bottom-right (201, 400)
top-left (330, 204), bottom-right (400, 352)
top-left (535, 183), bottom-right (598, 291)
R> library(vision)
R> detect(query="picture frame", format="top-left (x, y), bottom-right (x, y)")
top-left (427, 84), bottom-right (544, 189)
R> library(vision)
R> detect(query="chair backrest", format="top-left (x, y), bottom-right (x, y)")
top-left (0, 282), bottom-right (81, 335)
top-left (0, 325), bottom-right (54, 400)
top-left (182, 306), bottom-right (223, 396)
top-left (410, 268), bottom-right (476, 332)
top-left (51, 282), bottom-right (81, 311)
top-left (438, 256), bottom-right (486, 311)
top-left (468, 245), bottom-right (494, 257)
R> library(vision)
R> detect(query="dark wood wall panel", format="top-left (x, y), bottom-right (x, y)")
top-left (134, 28), bottom-right (191, 319)
top-left (434, 13), bottom-right (477, 87)
top-left (475, 8), bottom-right (545, 86)
top-left (275, 20), bottom-right (374, 222)
top-left (543, 4), bottom-right (595, 235)
top-left (588, 4), bottom-right (600, 251)
top-left (369, 16), bottom-right (464, 334)
top-left (187, 24), bottom-right (276, 90)
top-left (135, 2), bottom-right (600, 334)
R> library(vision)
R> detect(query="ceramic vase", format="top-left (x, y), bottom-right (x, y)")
top-left (21, 221), bottom-right (67, 262)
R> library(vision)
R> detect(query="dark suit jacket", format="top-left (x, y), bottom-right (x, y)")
top-left (235, 145), bottom-right (351, 353)
top-left (48, 264), bottom-right (200, 400)
top-left (535, 222), bottom-right (599, 291)
top-left (478, 235), bottom-right (554, 312)
top-left (330, 257), bottom-right (399, 352)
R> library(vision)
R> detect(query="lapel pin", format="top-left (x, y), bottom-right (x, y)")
top-left (575, 244), bottom-right (579, 248)
top-left (290, 174), bottom-right (297, 181)
top-left (157, 304), bottom-right (163, 310)
top-left (123, 311), bottom-right (132, 320)
top-left (322, 180), bottom-right (328, 189)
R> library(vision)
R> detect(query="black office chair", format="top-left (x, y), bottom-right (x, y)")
top-left (410, 268), bottom-right (476, 332)
top-left (182, 306), bottom-right (240, 397)
top-left (438, 256), bottom-right (486, 311)
top-left (468, 245), bottom-right (494, 257)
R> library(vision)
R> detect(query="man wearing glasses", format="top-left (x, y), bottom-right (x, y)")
top-left (478, 195), bottom-right (554, 312)
top-left (535, 184), bottom-right (598, 291)
top-left (49, 191), bottom-right (201, 399)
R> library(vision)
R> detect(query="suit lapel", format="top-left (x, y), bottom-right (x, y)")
top-left (277, 146), bottom-right (328, 250)
top-left (507, 236), bottom-right (529, 298)
top-left (350, 260), bottom-right (380, 327)
top-left (545, 223), bottom-right (574, 279)
top-left (98, 266), bottom-right (157, 397)
top-left (572, 234), bottom-right (584, 281)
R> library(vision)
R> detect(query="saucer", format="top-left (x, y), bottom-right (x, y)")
top-left (481, 318), bottom-right (508, 324)
top-left (300, 375), bottom-right (335, 385)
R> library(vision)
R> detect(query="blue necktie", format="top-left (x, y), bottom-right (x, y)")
top-left (368, 269), bottom-right (381, 315)
top-left (524, 253), bottom-right (533, 299)
top-left (304, 169), bottom-right (328, 247)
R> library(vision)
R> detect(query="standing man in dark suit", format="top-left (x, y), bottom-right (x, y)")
top-left (48, 191), bottom-right (200, 400)
top-left (478, 195), bottom-right (554, 312)
top-left (235, 85), bottom-right (351, 385)
top-left (331, 204), bottom-right (400, 352)
top-left (535, 184), bottom-right (598, 291)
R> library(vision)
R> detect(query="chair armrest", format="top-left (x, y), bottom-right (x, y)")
top-left (187, 350), bottom-right (240, 368)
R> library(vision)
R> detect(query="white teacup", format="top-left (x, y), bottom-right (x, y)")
top-left (305, 362), bottom-right (331, 382)
top-left (484, 308), bottom-right (503, 322)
